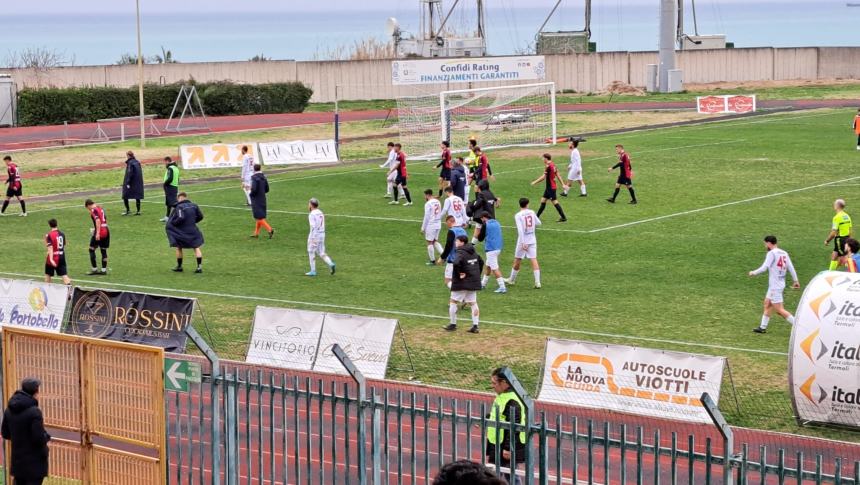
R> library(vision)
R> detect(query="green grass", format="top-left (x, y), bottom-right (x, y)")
top-left (3, 107), bottom-right (860, 441)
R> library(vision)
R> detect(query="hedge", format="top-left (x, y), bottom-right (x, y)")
top-left (17, 81), bottom-right (314, 126)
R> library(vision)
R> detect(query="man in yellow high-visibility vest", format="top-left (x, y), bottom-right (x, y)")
top-left (485, 368), bottom-right (526, 485)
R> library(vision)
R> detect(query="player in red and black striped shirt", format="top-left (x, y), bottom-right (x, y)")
top-left (607, 144), bottom-right (637, 204)
top-left (85, 199), bottom-right (110, 275)
top-left (530, 154), bottom-right (568, 222)
top-left (435, 141), bottom-right (453, 197)
top-left (44, 219), bottom-right (70, 285)
top-left (2, 156), bottom-right (27, 216)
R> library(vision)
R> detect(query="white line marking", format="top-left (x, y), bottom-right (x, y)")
top-left (588, 175), bottom-right (860, 233)
top-left (0, 271), bottom-right (787, 357)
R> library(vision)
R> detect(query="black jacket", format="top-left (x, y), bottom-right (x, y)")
top-left (470, 186), bottom-right (498, 220)
top-left (451, 243), bottom-right (484, 291)
top-left (163, 163), bottom-right (180, 207)
top-left (166, 199), bottom-right (205, 249)
top-left (122, 157), bottom-right (145, 200)
top-left (250, 172), bottom-right (269, 220)
top-left (1, 390), bottom-right (50, 480)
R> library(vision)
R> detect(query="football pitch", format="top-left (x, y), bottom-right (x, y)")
top-left (2, 107), bottom-right (858, 438)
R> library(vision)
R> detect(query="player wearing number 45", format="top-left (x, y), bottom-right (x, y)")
top-left (306, 198), bottom-right (336, 276)
top-left (748, 235), bottom-right (800, 334)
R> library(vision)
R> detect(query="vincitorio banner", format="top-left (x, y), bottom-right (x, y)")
top-left (538, 338), bottom-right (725, 424)
top-left (790, 271), bottom-right (860, 429)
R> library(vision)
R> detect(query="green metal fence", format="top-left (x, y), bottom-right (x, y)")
top-left (162, 349), bottom-right (860, 485)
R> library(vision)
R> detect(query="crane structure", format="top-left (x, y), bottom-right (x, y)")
top-left (389, 0), bottom-right (487, 58)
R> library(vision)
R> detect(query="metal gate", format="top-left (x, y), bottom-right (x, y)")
top-left (2, 327), bottom-right (166, 484)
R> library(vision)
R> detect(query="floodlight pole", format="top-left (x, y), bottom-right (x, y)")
top-left (136, 0), bottom-right (146, 148)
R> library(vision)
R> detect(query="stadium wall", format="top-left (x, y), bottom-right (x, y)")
top-left (1, 47), bottom-right (858, 103)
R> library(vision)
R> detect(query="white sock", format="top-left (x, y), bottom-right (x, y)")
top-left (563, 185), bottom-right (569, 195)
top-left (446, 280), bottom-right (452, 289)
top-left (322, 255), bottom-right (334, 267)
top-left (386, 182), bottom-right (392, 195)
top-left (760, 315), bottom-right (770, 330)
top-left (471, 237), bottom-right (478, 244)
top-left (308, 252), bottom-right (316, 273)
top-left (427, 245), bottom-right (436, 261)
top-left (509, 269), bottom-right (519, 283)
top-left (434, 242), bottom-right (444, 255)
top-left (787, 315), bottom-right (796, 325)
top-left (244, 189), bottom-right (251, 205)
top-left (581, 184), bottom-right (587, 195)
top-left (497, 277), bottom-right (506, 290)
top-left (471, 304), bottom-right (480, 327)
top-left (449, 303), bottom-right (458, 326)
top-left (534, 270), bottom-right (541, 286)
top-left (481, 275), bottom-right (489, 287)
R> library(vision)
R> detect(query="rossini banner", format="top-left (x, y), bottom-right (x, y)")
top-left (391, 56), bottom-right (546, 85)
top-left (790, 271), bottom-right (860, 428)
top-left (0, 279), bottom-right (69, 333)
top-left (64, 288), bottom-right (194, 352)
top-left (538, 338), bottom-right (725, 424)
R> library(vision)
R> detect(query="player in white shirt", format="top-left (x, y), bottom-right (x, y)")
top-left (562, 139), bottom-right (587, 197)
top-left (507, 197), bottom-right (543, 289)
top-left (441, 187), bottom-right (469, 228)
top-left (421, 189), bottom-right (445, 265)
top-left (380, 142), bottom-right (404, 199)
top-left (240, 145), bottom-right (254, 206)
top-left (306, 198), bottom-right (336, 276)
top-left (748, 235), bottom-right (800, 333)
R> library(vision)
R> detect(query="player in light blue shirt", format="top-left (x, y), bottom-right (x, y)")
top-left (477, 211), bottom-right (506, 293)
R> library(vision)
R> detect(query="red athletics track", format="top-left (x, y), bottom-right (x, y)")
top-left (162, 358), bottom-right (860, 484)
top-left (1, 99), bottom-right (857, 152)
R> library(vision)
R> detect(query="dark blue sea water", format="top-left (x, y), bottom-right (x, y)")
top-left (0, 2), bottom-right (856, 66)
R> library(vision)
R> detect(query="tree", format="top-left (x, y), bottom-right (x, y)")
top-left (116, 47), bottom-right (178, 65)
top-left (4, 47), bottom-right (75, 69)
top-left (249, 54), bottom-right (270, 62)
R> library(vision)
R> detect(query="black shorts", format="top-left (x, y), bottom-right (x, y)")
top-left (543, 188), bottom-right (558, 200)
top-left (617, 176), bottom-right (633, 186)
top-left (439, 168), bottom-right (451, 181)
top-left (90, 234), bottom-right (111, 249)
top-left (395, 174), bottom-right (407, 187)
top-left (835, 236), bottom-right (848, 256)
top-left (6, 186), bottom-right (22, 198)
top-left (45, 260), bottom-right (68, 277)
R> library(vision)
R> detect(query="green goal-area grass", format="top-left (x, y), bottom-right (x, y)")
top-left (2, 108), bottom-right (858, 440)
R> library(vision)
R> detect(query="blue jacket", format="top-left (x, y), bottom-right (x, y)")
top-left (450, 165), bottom-right (468, 200)
top-left (479, 219), bottom-right (503, 252)
top-left (441, 226), bottom-right (468, 263)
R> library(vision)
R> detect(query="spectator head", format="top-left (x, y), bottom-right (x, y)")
top-left (846, 238), bottom-right (860, 255)
top-left (21, 378), bottom-right (41, 397)
top-left (491, 367), bottom-right (512, 394)
top-left (432, 460), bottom-right (506, 485)
top-left (164, 156), bottom-right (173, 164)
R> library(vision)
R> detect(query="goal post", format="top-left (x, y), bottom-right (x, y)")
top-left (398, 82), bottom-right (557, 160)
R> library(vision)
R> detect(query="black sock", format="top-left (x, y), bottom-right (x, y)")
top-left (393, 189), bottom-right (399, 202)
top-left (628, 187), bottom-right (637, 202)
top-left (123, 199), bottom-right (130, 212)
top-left (403, 187), bottom-right (412, 203)
top-left (438, 189), bottom-right (443, 197)
top-left (555, 203), bottom-right (566, 219)
top-left (19, 200), bottom-right (25, 213)
top-left (611, 188), bottom-right (620, 200)
top-left (176, 258), bottom-right (183, 268)
top-left (89, 249), bottom-right (97, 269)
top-left (536, 202), bottom-right (547, 218)
top-left (135, 200), bottom-right (141, 213)
top-left (100, 249), bottom-right (108, 270)
top-left (166, 206), bottom-right (171, 217)
top-left (1, 200), bottom-right (8, 213)
top-left (196, 257), bottom-right (202, 269)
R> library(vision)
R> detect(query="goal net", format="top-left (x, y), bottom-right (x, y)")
top-left (396, 82), bottom-right (557, 159)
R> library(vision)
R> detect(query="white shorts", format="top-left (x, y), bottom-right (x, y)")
top-left (387, 171), bottom-right (397, 182)
top-left (514, 244), bottom-right (537, 260)
top-left (766, 287), bottom-right (785, 305)
top-left (486, 250), bottom-right (501, 271)
top-left (308, 237), bottom-right (326, 255)
top-left (450, 290), bottom-right (477, 304)
top-left (567, 168), bottom-right (582, 181)
top-left (424, 226), bottom-right (441, 242)
top-left (445, 263), bottom-right (454, 279)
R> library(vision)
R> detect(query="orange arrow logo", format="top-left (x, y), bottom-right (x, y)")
top-left (212, 145), bottom-right (230, 162)
top-left (186, 147), bottom-right (204, 165)
top-left (799, 374), bottom-right (816, 403)
top-left (800, 329), bottom-right (820, 362)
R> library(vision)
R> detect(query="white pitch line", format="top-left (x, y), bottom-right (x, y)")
top-left (588, 175), bottom-right (860, 234)
top-left (0, 271), bottom-right (788, 357)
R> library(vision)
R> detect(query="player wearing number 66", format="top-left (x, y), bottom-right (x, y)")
top-left (748, 235), bottom-right (800, 334)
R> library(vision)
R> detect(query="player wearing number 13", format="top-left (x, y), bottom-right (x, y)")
top-left (749, 235), bottom-right (800, 334)
top-left (507, 198), bottom-right (542, 289)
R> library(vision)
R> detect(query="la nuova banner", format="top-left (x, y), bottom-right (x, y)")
top-left (790, 272), bottom-right (860, 429)
top-left (391, 56), bottom-right (546, 85)
top-left (180, 143), bottom-right (259, 170)
top-left (538, 338), bottom-right (725, 424)
top-left (259, 140), bottom-right (339, 165)
top-left (245, 307), bottom-right (398, 379)
top-left (0, 279), bottom-right (69, 333)
top-left (696, 95), bottom-right (756, 114)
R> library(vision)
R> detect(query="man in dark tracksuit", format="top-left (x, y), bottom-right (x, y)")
top-left (161, 157), bottom-right (180, 222)
top-left (2, 378), bottom-right (51, 485)
top-left (444, 235), bottom-right (484, 334)
top-left (122, 150), bottom-right (144, 216)
top-left (450, 158), bottom-right (468, 202)
top-left (249, 164), bottom-right (274, 238)
top-left (470, 179), bottom-right (498, 243)
top-left (486, 368), bottom-right (527, 485)
top-left (166, 193), bottom-right (204, 273)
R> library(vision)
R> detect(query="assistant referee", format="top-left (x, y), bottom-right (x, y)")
top-left (825, 198), bottom-right (853, 270)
